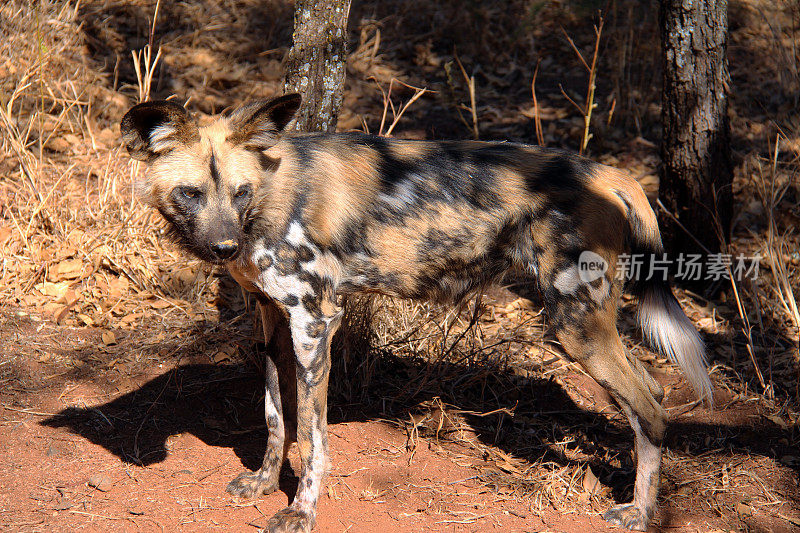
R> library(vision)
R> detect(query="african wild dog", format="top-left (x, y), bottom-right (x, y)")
top-left (121, 93), bottom-right (712, 532)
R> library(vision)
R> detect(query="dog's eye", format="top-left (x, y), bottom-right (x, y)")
top-left (180, 187), bottom-right (202, 200)
top-left (234, 186), bottom-right (251, 199)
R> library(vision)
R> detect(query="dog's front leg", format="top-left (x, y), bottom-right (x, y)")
top-left (227, 301), bottom-right (295, 498)
top-left (266, 298), bottom-right (342, 533)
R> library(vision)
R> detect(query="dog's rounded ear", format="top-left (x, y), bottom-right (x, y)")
top-left (121, 101), bottom-right (199, 161)
top-left (263, 93), bottom-right (302, 132)
top-left (227, 93), bottom-right (302, 149)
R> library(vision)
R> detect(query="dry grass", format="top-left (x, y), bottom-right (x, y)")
top-left (754, 136), bottom-right (800, 332)
top-left (0, 0), bottom-right (243, 338)
top-left (559, 15), bottom-right (604, 154)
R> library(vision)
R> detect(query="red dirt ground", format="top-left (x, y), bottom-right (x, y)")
top-left (1, 309), bottom-right (798, 533)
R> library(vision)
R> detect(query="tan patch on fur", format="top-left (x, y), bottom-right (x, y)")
top-left (577, 165), bottom-right (660, 277)
top-left (297, 439), bottom-right (312, 463)
top-left (531, 217), bottom-right (558, 279)
top-left (590, 165), bottom-right (661, 249)
top-left (252, 142), bottom-right (303, 237)
top-left (303, 143), bottom-right (381, 247)
top-left (201, 120), bottom-right (231, 145)
top-left (227, 260), bottom-right (262, 293)
top-left (365, 223), bottom-right (419, 290)
top-left (386, 140), bottom-right (431, 160)
top-left (320, 299), bottom-right (338, 316)
top-left (578, 192), bottom-right (628, 273)
top-left (492, 166), bottom-right (539, 213)
top-left (365, 202), bottom-right (507, 294)
top-left (313, 252), bottom-right (344, 286)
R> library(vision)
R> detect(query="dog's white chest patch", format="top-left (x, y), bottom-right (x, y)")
top-left (245, 225), bottom-right (345, 368)
top-left (250, 243), bottom-right (313, 303)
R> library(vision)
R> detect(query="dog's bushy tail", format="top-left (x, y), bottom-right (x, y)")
top-left (621, 188), bottom-right (714, 406)
top-left (636, 279), bottom-right (713, 405)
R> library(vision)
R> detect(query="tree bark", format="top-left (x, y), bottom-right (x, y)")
top-left (659, 0), bottom-right (733, 255)
top-left (283, 0), bottom-right (351, 133)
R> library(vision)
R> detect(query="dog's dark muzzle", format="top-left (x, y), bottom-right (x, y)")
top-left (210, 239), bottom-right (239, 261)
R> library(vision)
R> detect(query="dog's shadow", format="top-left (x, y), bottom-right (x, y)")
top-left (41, 342), bottom-right (800, 524)
top-left (41, 360), bottom-right (299, 498)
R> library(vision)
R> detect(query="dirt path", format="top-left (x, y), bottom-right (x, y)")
top-left (1, 311), bottom-right (798, 533)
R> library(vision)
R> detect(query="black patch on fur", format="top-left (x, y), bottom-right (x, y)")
top-left (288, 138), bottom-right (315, 169)
top-left (120, 100), bottom-right (198, 160)
top-left (347, 135), bottom-right (410, 193)
top-left (334, 220), bottom-right (369, 255)
top-left (258, 254), bottom-right (273, 270)
top-left (275, 243), bottom-right (300, 274)
top-left (468, 142), bottom-right (520, 166)
top-left (296, 245), bottom-right (315, 263)
top-left (281, 294), bottom-right (300, 307)
top-left (299, 272), bottom-right (325, 296)
top-left (419, 227), bottom-right (470, 256)
top-left (301, 294), bottom-right (323, 320)
top-left (232, 184), bottom-right (252, 212)
top-left (524, 150), bottom-right (593, 216)
top-left (155, 187), bottom-right (209, 259)
top-left (210, 153), bottom-right (221, 185)
top-left (306, 320), bottom-right (326, 338)
top-left (347, 136), bottom-right (508, 218)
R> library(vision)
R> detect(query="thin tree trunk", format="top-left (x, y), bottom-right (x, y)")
top-left (283, 0), bottom-right (351, 133)
top-left (659, 0), bottom-right (733, 255)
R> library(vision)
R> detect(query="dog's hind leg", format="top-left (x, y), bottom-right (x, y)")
top-left (552, 302), bottom-right (666, 531)
top-left (227, 300), bottom-right (296, 498)
top-left (626, 350), bottom-right (665, 403)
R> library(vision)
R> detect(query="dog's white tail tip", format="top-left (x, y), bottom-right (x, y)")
top-left (638, 284), bottom-right (713, 407)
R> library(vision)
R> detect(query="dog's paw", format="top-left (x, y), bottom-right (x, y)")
top-left (226, 470), bottom-right (279, 498)
top-left (265, 507), bottom-right (314, 533)
top-left (603, 503), bottom-right (649, 531)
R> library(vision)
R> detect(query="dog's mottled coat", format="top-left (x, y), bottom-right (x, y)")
top-left (121, 94), bottom-right (712, 532)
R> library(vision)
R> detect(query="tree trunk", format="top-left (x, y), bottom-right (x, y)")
top-left (283, 0), bottom-right (351, 133)
top-left (659, 0), bottom-right (733, 255)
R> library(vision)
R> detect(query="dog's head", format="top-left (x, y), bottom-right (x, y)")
top-left (120, 94), bottom-right (301, 264)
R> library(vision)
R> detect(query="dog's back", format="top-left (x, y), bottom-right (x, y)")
top-left (255, 133), bottom-right (639, 304)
